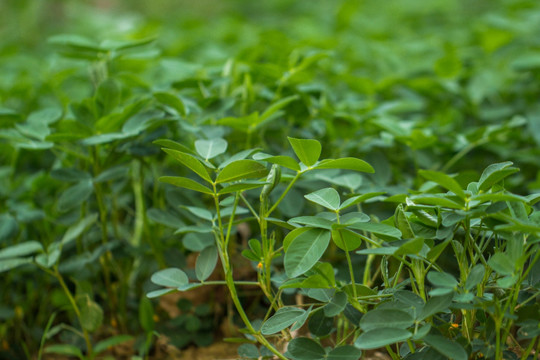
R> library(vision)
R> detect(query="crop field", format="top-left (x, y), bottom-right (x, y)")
top-left (1, 1), bottom-right (540, 359)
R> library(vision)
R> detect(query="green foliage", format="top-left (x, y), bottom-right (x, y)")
top-left (1, 0), bottom-right (540, 359)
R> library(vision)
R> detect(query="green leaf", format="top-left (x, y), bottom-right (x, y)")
top-left (465, 264), bottom-right (485, 291)
top-left (488, 252), bottom-right (515, 276)
top-left (218, 180), bottom-right (268, 195)
top-left (418, 170), bottom-right (466, 199)
top-left (45, 344), bottom-right (83, 359)
top-left (0, 213), bottom-right (18, 241)
top-left (147, 208), bottom-right (185, 228)
top-left (0, 258), bottom-right (33, 273)
top-left (285, 228), bottom-right (331, 278)
top-left (304, 188), bottom-right (341, 211)
top-left (0, 241), bottom-right (43, 260)
top-left (61, 214), bottom-right (98, 245)
top-left (360, 309), bottom-right (414, 332)
top-left (309, 309), bottom-right (334, 336)
top-left (195, 138), bottom-right (228, 161)
top-left (95, 78), bottom-right (120, 116)
top-left (326, 345), bottom-right (362, 360)
top-left (289, 216), bottom-right (334, 230)
top-left (314, 158), bottom-right (374, 173)
top-left (261, 307), bottom-right (306, 335)
top-left (78, 295), bottom-right (103, 332)
top-left (260, 95), bottom-right (299, 122)
top-left (154, 139), bottom-right (194, 154)
top-left (394, 237), bottom-right (425, 256)
top-left (427, 271), bottom-right (458, 288)
top-left (288, 137), bottom-right (321, 167)
top-left (138, 296), bottom-right (154, 333)
top-left (57, 179), bottom-right (94, 212)
top-left (151, 268), bottom-right (189, 288)
top-left (348, 222), bottom-right (402, 240)
top-left (162, 148), bottom-right (212, 182)
top-left (354, 328), bottom-right (412, 350)
top-left (146, 288), bottom-right (174, 298)
top-left (159, 176), bottom-right (213, 195)
top-left (94, 335), bottom-right (133, 354)
top-left (339, 192), bottom-right (386, 210)
top-left (216, 160), bottom-right (268, 183)
top-left (252, 153), bottom-right (301, 171)
top-left (324, 291), bottom-right (348, 317)
top-left (418, 293), bottom-right (454, 320)
top-left (287, 337), bottom-right (326, 360)
top-left (478, 162), bottom-right (519, 192)
top-left (331, 228), bottom-right (363, 251)
top-left (291, 305), bottom-right (312, 331)
top-left (424, 334), bottom-right (468, 360)
top-left (154, 91), bottom-right (186, 116)
top-left (410, 194), bottom-right (463, 209)
top-left (195, 246), bottom-right (218, 281)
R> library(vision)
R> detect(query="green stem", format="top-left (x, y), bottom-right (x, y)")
top-left (54, 269), bottom-right (93, 357)
top-left (267, 172), bottom-right (301, 216)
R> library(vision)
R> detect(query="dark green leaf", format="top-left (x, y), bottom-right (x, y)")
top-left (418, 170), bottom-right (465, 199)
top-left (159, 176), bottom-right (213, 195)
top-left (326, 345), bottom-right (362, 360)
top-left (287, 337), bottom-right (326, 360)
top-left (360, 309), bottom-right (414, 332)
top-left (424, 334), bottom-right (468, 360)
top-left (354, 328), bottom-right (412, 350)
top-left (162, 149), bottom-right (212, 183)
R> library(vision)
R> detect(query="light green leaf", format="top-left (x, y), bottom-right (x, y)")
top-left (287, 337), bottom-right (326, 360)
top-left (354, 328), bottom-right (412, 350)
top-left (154, 139), bottom-right (194, 154)
top-left (261, 307), bottom-right (306, 335)
top-left (288, 137), bottom-right (321, 167)
top-left (195, 246), bottom-right (218, 281)
top-left (360, 309), bottom-right (414, 332)
top-left (427, 271), bottom-right (458, 288)
top-left (488, 252), bottom-right (514, 276)
top-left (151, 268), bottom-right (189, 288)
top-left (304, 188), bottom-right (341, 211)
top-left (478, 162), bottom-right (519, 192)
top-left (331, 228), bottom-right (363, 251)
top-left (252, 153), bottom-right (300, 171)
top-left (216, 160), bottom-right (268, 183)
top-left (314, 158), bottom-right (374, 173)
top-left (285, 228), bottom-right (331, 278)
top-left (289, 216), bottom-right (334, 230)
top-left (62, 214), bottom-right (98, 245)
top-left (0, 258), bottom-right (33, 273)
top-left (159, 176), bottom-right (213, 195)
top-left (45, 344), bottom-right (83, 358)
top-left (0, 241), bottom-right (43, 260)
top-left (418, 170), bottom-right (465, 199)
top-left (348, 222), bottom-right (402, 240)
top-left (424, 334), bottom-right (468, 360)
top-left (410, 194), bottom-right (463, 209)
top-left (195, 138), bottom-right (227, 161)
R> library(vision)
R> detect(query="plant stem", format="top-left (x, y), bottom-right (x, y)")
top-left (267, 172), bottom-right (301, 216)
top-left (54, 268), bottom-right (93, 357)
